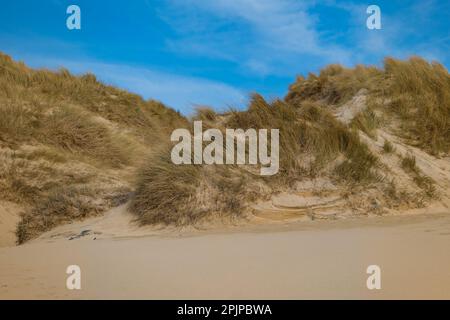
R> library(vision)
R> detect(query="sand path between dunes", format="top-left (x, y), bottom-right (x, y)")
top-left (0, 206), bottom-right (449, 299)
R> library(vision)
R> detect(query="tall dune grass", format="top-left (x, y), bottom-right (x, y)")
top-left (129, 94), bottom-right (381, 225)
top-left (383, 57), bottom-right (450, 154)
top-left (0, 52), bottom-right (185, 242)
top-left (1, 51), bottom-right (447, 238)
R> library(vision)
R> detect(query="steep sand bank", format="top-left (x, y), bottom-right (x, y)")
top-left (1, 212), bottom-right (449, 299)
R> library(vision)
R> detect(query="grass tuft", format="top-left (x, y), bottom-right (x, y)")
top-left (383, 140), bottom-right (394, 153)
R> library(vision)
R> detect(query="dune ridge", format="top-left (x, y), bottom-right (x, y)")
top-left (1, 52), bottom-right (450, 246)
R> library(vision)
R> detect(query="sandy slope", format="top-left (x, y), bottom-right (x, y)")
top-left (0, 201), bottom-right (21, 247)
top-left (1, 207), bottom-right (449, 299)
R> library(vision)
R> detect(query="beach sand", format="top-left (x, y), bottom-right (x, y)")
top-left (1, 211), bottom-right (449, 299)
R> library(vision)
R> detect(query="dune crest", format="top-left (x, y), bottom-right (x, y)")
top-left (1, 52), bottom-right (450, 245)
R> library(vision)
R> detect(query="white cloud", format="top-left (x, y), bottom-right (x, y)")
top-left (159, 0), bottom-right (352, 76)
top-left (161, 0), bottom-right (449, 75)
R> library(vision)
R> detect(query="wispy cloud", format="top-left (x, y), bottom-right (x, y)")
top-left (159, 0), bottom-right (352, 76)
top-left (159, 0), bottom-right (449, 75)
top-left (31, 56), bottom-right (246, 114)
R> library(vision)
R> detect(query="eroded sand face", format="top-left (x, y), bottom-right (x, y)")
top-left (0, 201), bottom-right (21, 247)
top-left (0, 212), bottom-right (449, 299)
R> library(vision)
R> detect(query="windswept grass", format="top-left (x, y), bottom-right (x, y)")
top-left (16, 186), bottom-right (100, 243)
top-left (286, 64), bottom-right (382, 106)
top-left (0, 52), bottom-right (186, 242)
top-left (334, 138), bottom-right (381, 184)
top-left (0, 103), bottom-right (37, 144)
top-left (129, 149), bottom-right (203, 225)
top-left (2, 51), bottom-right (447, 238)
top-left (286, 56), bottom-right (450, 155)
top-left (226, 95), bottom-right (380, 181)
top-left (0, 52), bottom-right (185, 141)
top-left (351, 108), bottom-right (381, 139)
top-left (42, 105), bottom-right (133, 167)
top-left (16, 185), bottom-right (132, 243)
top-left (131, 57), bottom-right (450, 226)
top-left (129, 146), bottom-right (266, 226)
top-left (401, 154), bottom-right (418, 173)
top-left (194, 106), bottom-right (217, 122)
top-left (400, 154), bottom-right (436, 199)
top-left (130, 94), bottom-right (382, 225)
top-left (383, 57), bottom-right (450, 154)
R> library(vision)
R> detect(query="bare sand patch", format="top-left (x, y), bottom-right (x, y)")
top-left (0, 201), bottom-right (22, 247)
top-left (0, 211), bottom-right (449, 299)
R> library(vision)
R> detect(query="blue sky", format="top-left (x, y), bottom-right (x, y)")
top-left (0, 0), bottom-right (449, 114)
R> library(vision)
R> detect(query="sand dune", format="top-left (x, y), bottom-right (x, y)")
top-left (1, 53), bottom-right (450, 300)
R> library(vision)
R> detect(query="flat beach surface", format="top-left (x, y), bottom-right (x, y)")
top-left (1, 212), bottom-right (449, 300)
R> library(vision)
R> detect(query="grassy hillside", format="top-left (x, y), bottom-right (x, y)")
top-left (286, 57), bottom-right (450, 154)
top-left (130, 57), bottom-right (450, 226)
top-left (0, 52), bottom-right (186, 242)
top-left (1, 52), bottom-right (449, 243)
